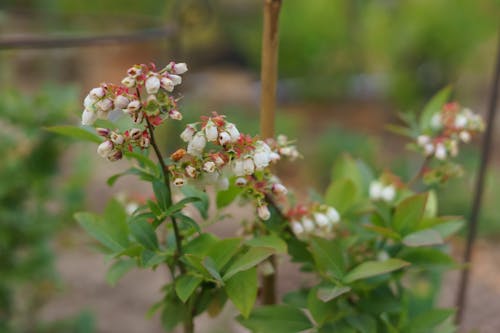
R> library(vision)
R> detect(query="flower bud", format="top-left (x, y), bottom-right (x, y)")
top-left (173, 178), bottom-right (185, 187)
top-left (81, 109), bottom-right (97, 125)
top-left (291, 221), bottom-right (305, 236)
top-left (381, 185), bottom-right (396, 202)
top-left (218, 131), bottom-right (231, 145)
top-left (185, 165), bottom-right (197, 178)
top-left (435, 143), bottom-right (447, 160)
top-left (203, 161), bottom-right (216, 173)
top-left (180, 125), bottom-right (196, 142)
top-left (145, 75), bottom-right (161, 94)
top-left (417, 135), bottom-right (430, 146)
top-left (110, 132), bottom-right (125, 145)
top-left (243, 157), bottom-right (255, 175)
top-left (171, 148), bottom-right (187, 161)
top-left (129, 128), bottom-right (142, 140)
top-left (97, 140), bottom-right (113, 158)
top-left (369, 181), bottom-right (383, 200)
top-left (302, 218), bottom-right (315, 232)
top-left (160, 77), bottom-right (174, 92)
top-left (96, 128), bottom-right (110, 137)
top-left (168, 62), bottom-right (188, 74)
top-left (235, 177), bottom-right (247, 187)
top-left (232, 159), bottom-right (245, 177)
top-left (205, 120), bottom-right (218, 142)
top-left (272, 183), bottom-right (288, 196)
top-left (89, 87), bottom-right (105, 99)
top-left (169, 109), bottom-right (182, 120)
top-left (169, 74), bottom-right (182, 86)
top-left (257, 205), bottom-right (271, 221)
top-left (326, 207), bottom-right (340, 224)
top-left (107, 149), bottom-right (123, 162)
top-left (314, 213), bottom-right (330, 227)
top-left (459, 131), bottom-right (471, 143)
top-left (114, 95), bottom-right (129, 110)
top-left (225, 123), bottom-right (240, 142)
top-left (121, 76), bottom-right (136, 88)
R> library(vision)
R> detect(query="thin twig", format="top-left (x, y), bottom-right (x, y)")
top-left (455, 27), bottom-right (500, 325)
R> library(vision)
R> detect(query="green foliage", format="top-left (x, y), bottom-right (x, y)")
top-left (0, 86), bottom-right (91, 331)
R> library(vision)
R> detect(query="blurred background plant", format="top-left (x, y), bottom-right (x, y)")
top-left (0, 86), bottom-right (93, 332)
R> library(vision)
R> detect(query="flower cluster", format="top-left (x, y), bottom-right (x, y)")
top-left (369, 173), bottom-right (404, 203)
top-left (288, 204), bottom-right (340, 239)
top-left (81, 62), bottom-right (188, 161)
top-left (416, 102), bottom-right (484, 161)
top-left (169, 113), bottom-right (299, 220)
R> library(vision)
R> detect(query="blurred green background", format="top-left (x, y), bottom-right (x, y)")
top-left (1, 0), bottom-right (500, 332)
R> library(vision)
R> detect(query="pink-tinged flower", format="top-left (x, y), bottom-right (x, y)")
top-left (129, 128), bottom-right (142, 141)
top-left (218, 131), bottom-right (231, 145)
top-left (114, 95), bottom-right (129, 110)
top-left (127, 65), bottom-right (142, 77)
top-left (254, 142), bottom-right (271, 170)
top-left (232, 159), bottom-right (245, 177)
top-left (160, 77), bottom-right (174, 92)
top-left (180, 125), bottom-right (196, 142)
top-left (81, 109), bottom-right (97, 125)
top-left (110, 132), bottom-right (124, 145)
top-left (89, 87), bottom-right (105, 99)
top-left (185, 165), bottom-right (197, 178)
top-left (225, 123), bottom-right (240, 142)
top-left (121, 76), bottom-right (136, 88)
top-left (145, 75), bottom-right (161, 94)
top-left (126, 100), bottom-right (142, 114)
top-left (203, 161), bottom-right (216, 173)
top-left (291, 221), bottom-right (305, 236)
top-left (326, 207), bottom-right (340, 224)
top-left (169, 110), bottom-right (182, 120)
top-left (97, 98), bottom-right (113, 112)
top-left (167, 62), bottom-right (188, 74)
top-left (257, 205), bottom-right (271, 221)
top-left (173, 178), bottom-right (185, 187)
top-left (435, 143), bottom-right (447, 160)
top-left (187, 132), bottom-right (206, 156)
top-left (235, 177), bottom-right (247, 187)
top-left (205, 120), bottom-right (218, 142)
top-left (107, 149), bottom-right (123, 161)
top-left (169, 74), bottom-right (182, 86)
top-left (96, 128), bottom-right (110, 137)
top-left (139, 136), bottom-right (150, 148)
top-left (97, 140), bottom-right (113, 158)
top-left (243, 156), bottom-right (255, 175)
top-left (272, 183), bottom-right (287, 196)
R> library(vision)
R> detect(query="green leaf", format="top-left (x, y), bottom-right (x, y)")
top-left (106, 259), bottom-right (135, 286)
top-left (325, 178), bottom-right (358, 215)
top-left (104, 199), bottom-right (127, 229)
top-left (308, 287), bottom-right (338, 325)
top-left (431, 220), bottom-right (464, 238)
top-left (343, 259), bottom-right (410, 283)
top-left (206, 238), bottom-right (242, 270)
top-left (331, 154), bottom-right (363, 191)
top-left (153, 179), bottom-right (170, 211)
top-left (317, 286), bottom-right (351, 302)
top-left (225, 268), bottom-right (258, 318)
top-left (406, 308), bottom-right (455, 333)
top-left (223, 247), bottom-right (274, 280)
top-left (184, 233), bottom-right (219, 257)
top-left (420, 86), bottom-right (452, 131)
top-left (181, 185), bottom-right (210, 219)
top-left (245, 235), bottom-right (287, 254)
top-left (309, 237), bottom-right (345, 280)
top-left (75, 212), bottom-right (129, 252)
top-left (175, 275), bottom-right (203, 303)
top-left (175, 213), bottom-right (201, 233)
top-left (45, 125), bottom-right (101, 143)
top-left (107, 167), bottom-right (156, 186)
top-left (402, 229), bottom-right (443, 247)
top-left (161, 293), bottom-right (187, 331)
top-left (165, 197), bottom-right (201, 217)
top-left (203, 257), bottom-right (224, 284)
top-left (238, 305), bottom-right (313, 333)
top-left (398, 248), bottom-right (457, 269)
top-left (123, 150), bottom-right (157, 173)
top-left (393, 193), bottom-right (428, 235)
top-left (346, 314), bottom-right (377, 333)
top-left (216, 184), bottom-right (243, 208)
top-left (129, 218), bottom-right (158, 251)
